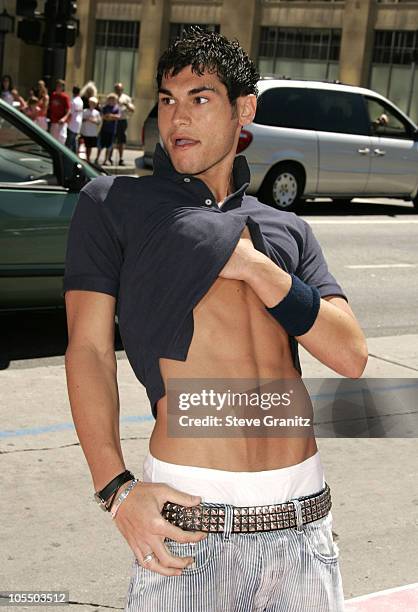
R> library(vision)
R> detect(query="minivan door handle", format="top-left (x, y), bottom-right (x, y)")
top-left (373, 148), bottom-right (386, 156)
top-left (358, 148), bottom-right (370, 155)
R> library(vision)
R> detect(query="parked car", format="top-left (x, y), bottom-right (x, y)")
top-left (142, 78), bottom-right (418, 212)
top-left (0, 98), bottom-right (102, 310)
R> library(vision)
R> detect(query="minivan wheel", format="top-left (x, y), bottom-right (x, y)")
top-left (260, 164), bottom-right (304, 212)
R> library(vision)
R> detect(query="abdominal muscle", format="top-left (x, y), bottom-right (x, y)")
top-left (150, 261), bottom-right (317, 472)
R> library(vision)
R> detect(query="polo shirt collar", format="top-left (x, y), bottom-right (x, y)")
top-left (152, 142), bottom-right (250, 210)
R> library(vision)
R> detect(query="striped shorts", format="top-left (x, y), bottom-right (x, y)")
top-left (124, 454), bottom-right (345, 611)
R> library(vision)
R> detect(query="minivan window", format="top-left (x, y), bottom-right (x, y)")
top-left (253, 87), bottom-right (314, 130)
top-left (0, 115), bottom-right (56, 184)
top-left (312, 90), bottom-right (369, 136)
top-left (365, 96), bottom-right (413, 139)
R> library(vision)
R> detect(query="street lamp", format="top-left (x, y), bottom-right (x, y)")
top-left (0, 8), bottom-right (15, 75)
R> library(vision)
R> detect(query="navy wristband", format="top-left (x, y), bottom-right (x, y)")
top-left (265, 273), bottom-right (321, 336)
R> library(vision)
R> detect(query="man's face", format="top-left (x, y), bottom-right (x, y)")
top-left (157, 66), bottom-right (241, 176)
top-left (114, 83), bottom-right (123, 95)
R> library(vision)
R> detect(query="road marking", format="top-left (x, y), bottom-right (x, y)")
top-left (345, 582), bottom-right (418, 610)
top-left (345, 264), bottom-right (417, 269)
top-left (0, 414), bottom-right (153, 438)
top-left (307, 219), bottom-right (418, 224)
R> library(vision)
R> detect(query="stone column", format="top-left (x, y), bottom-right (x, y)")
top-left (220, 0), bottom-right (260, 60)
top-left (339, 0), bottom-right (377, 86)
top-left (130, 0), bottom-right (170, 145)
top-left (66, 0), bottom-right (97, 90)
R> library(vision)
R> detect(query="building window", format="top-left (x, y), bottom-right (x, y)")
top-left (370, 30), bottom-right (418, 122)
top-left (169, 23), bottom-right (220, 45)
top-left (94, 20), bottom-right (140, 96)
top-left (373, 30), bottom-right (418, 65)
top-left (258, 27), bottom-right (341, 81)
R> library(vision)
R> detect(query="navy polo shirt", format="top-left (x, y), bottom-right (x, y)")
top-left (62, 143), bottom-right (348, 419)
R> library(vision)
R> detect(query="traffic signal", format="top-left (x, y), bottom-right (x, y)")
top-left (17, 18), bottom-right (42, 44)
top-left (57, 0), bottom-right (77, 21)
top-left (16, 0), bottom-right (37, 18)
top-left (54, 21), bottom-right (77, 47)
top-left (44, 0), bottom-right (58, 20)
top-left (16, 0), bottom-right (78, 48)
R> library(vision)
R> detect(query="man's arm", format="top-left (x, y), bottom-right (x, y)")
top-left (65, 290), bottom-right (126, 493)
top-left (64, 288), bottom-right (207, 574)
top-left (219, 236), bottom-right (368, 379)
top-left (296, 294), bottom-right (368, 378)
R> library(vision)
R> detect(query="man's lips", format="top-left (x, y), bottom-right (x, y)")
top-left (172, 137), bottom-right (199, 149)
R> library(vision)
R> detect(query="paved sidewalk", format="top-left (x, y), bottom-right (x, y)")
top-left (79, 145), bottom-right (145, 175)
top-left (345, 582), bottom-right (418, 611)
top-left (1, 334), bottom-right (417, 610)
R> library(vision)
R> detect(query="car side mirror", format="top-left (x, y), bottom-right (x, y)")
top-left (66, 162), bottom-right (89, 191)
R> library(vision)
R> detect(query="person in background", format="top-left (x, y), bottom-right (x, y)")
top-left (11, 88), bottom-right (27, 111)
top-left (80, 80), bottom-right (99, 110)
top-left (80, 96), bottom-right (102, 162)
top-left (49, 79), bottom-right (71, 145)
top-left (22, 96), bottom-right (41, 122)
top-left (1, 74), bottom-right (14, 105)
top-left (114, 82), bottom-right (135, 166)
top-left (79, 81), bottom-right (99, 154)
top-left (36, 80), bottom-right (49, 131)
top-left (95, 92), bottom-right (120, 166)
top-left (66, 86), bottom-right (84, 153)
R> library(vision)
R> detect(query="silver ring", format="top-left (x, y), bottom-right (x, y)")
top-left (143, 552), bottom-right (155, 564)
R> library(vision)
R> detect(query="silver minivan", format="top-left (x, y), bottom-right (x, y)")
top-left (142, 78), bottom-right (418, 212)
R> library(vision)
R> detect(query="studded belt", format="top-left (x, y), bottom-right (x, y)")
top-left (161, 482), bottom-right (331, 533)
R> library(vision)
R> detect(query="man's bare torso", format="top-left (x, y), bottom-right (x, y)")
top-left (150, 226), bottom-right (317, 471)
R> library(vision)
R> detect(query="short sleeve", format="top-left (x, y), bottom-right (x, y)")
top-left (295, 219), bottom-right (348, 302)
top-left (62, 185), bottom-right (123, 298)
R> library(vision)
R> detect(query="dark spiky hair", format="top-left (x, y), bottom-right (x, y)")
top-left (156, 27), bottom-right (260, 104)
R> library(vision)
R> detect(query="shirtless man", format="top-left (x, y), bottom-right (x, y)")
top-left (63, 29), bottom-right (368, 612)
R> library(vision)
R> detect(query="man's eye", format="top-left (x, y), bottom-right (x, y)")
top-left (195, 97), bottom-right (209, 104)
top-left (160, 98), bottom-right (175, 105)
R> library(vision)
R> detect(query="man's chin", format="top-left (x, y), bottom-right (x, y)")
top-left (169, 152), bottom-right (203, 176)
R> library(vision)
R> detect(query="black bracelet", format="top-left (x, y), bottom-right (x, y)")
top-left (265, 273), bottom-right (321, 337)
top-left (95, 470), bottom-right (135, 509)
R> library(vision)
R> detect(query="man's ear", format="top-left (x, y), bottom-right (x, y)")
top-left (238, 94), bottom-right (257, 127)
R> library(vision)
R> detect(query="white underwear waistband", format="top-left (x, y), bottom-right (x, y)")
top-left (141, 449), bottom-right (326, 506)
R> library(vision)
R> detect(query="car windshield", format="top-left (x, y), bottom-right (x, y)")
top-left (0, 115), bottom-right (54, 182)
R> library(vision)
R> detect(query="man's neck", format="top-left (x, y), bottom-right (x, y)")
top-left (217, 175), bottom-right (235, 208)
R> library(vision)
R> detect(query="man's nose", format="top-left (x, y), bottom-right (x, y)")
top-left (172, 104), bottom-right (191, 126)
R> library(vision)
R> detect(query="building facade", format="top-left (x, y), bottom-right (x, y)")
top-left (2, 0), bottom-right (418, 145)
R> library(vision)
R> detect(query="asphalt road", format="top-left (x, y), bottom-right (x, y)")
top-left (299, 202), bottom-right (418, 338)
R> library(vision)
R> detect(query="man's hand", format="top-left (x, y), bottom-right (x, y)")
top-left (113, 481), bottom-right (208, 576)
top-left (218, 226), bottom-right (268, 281)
